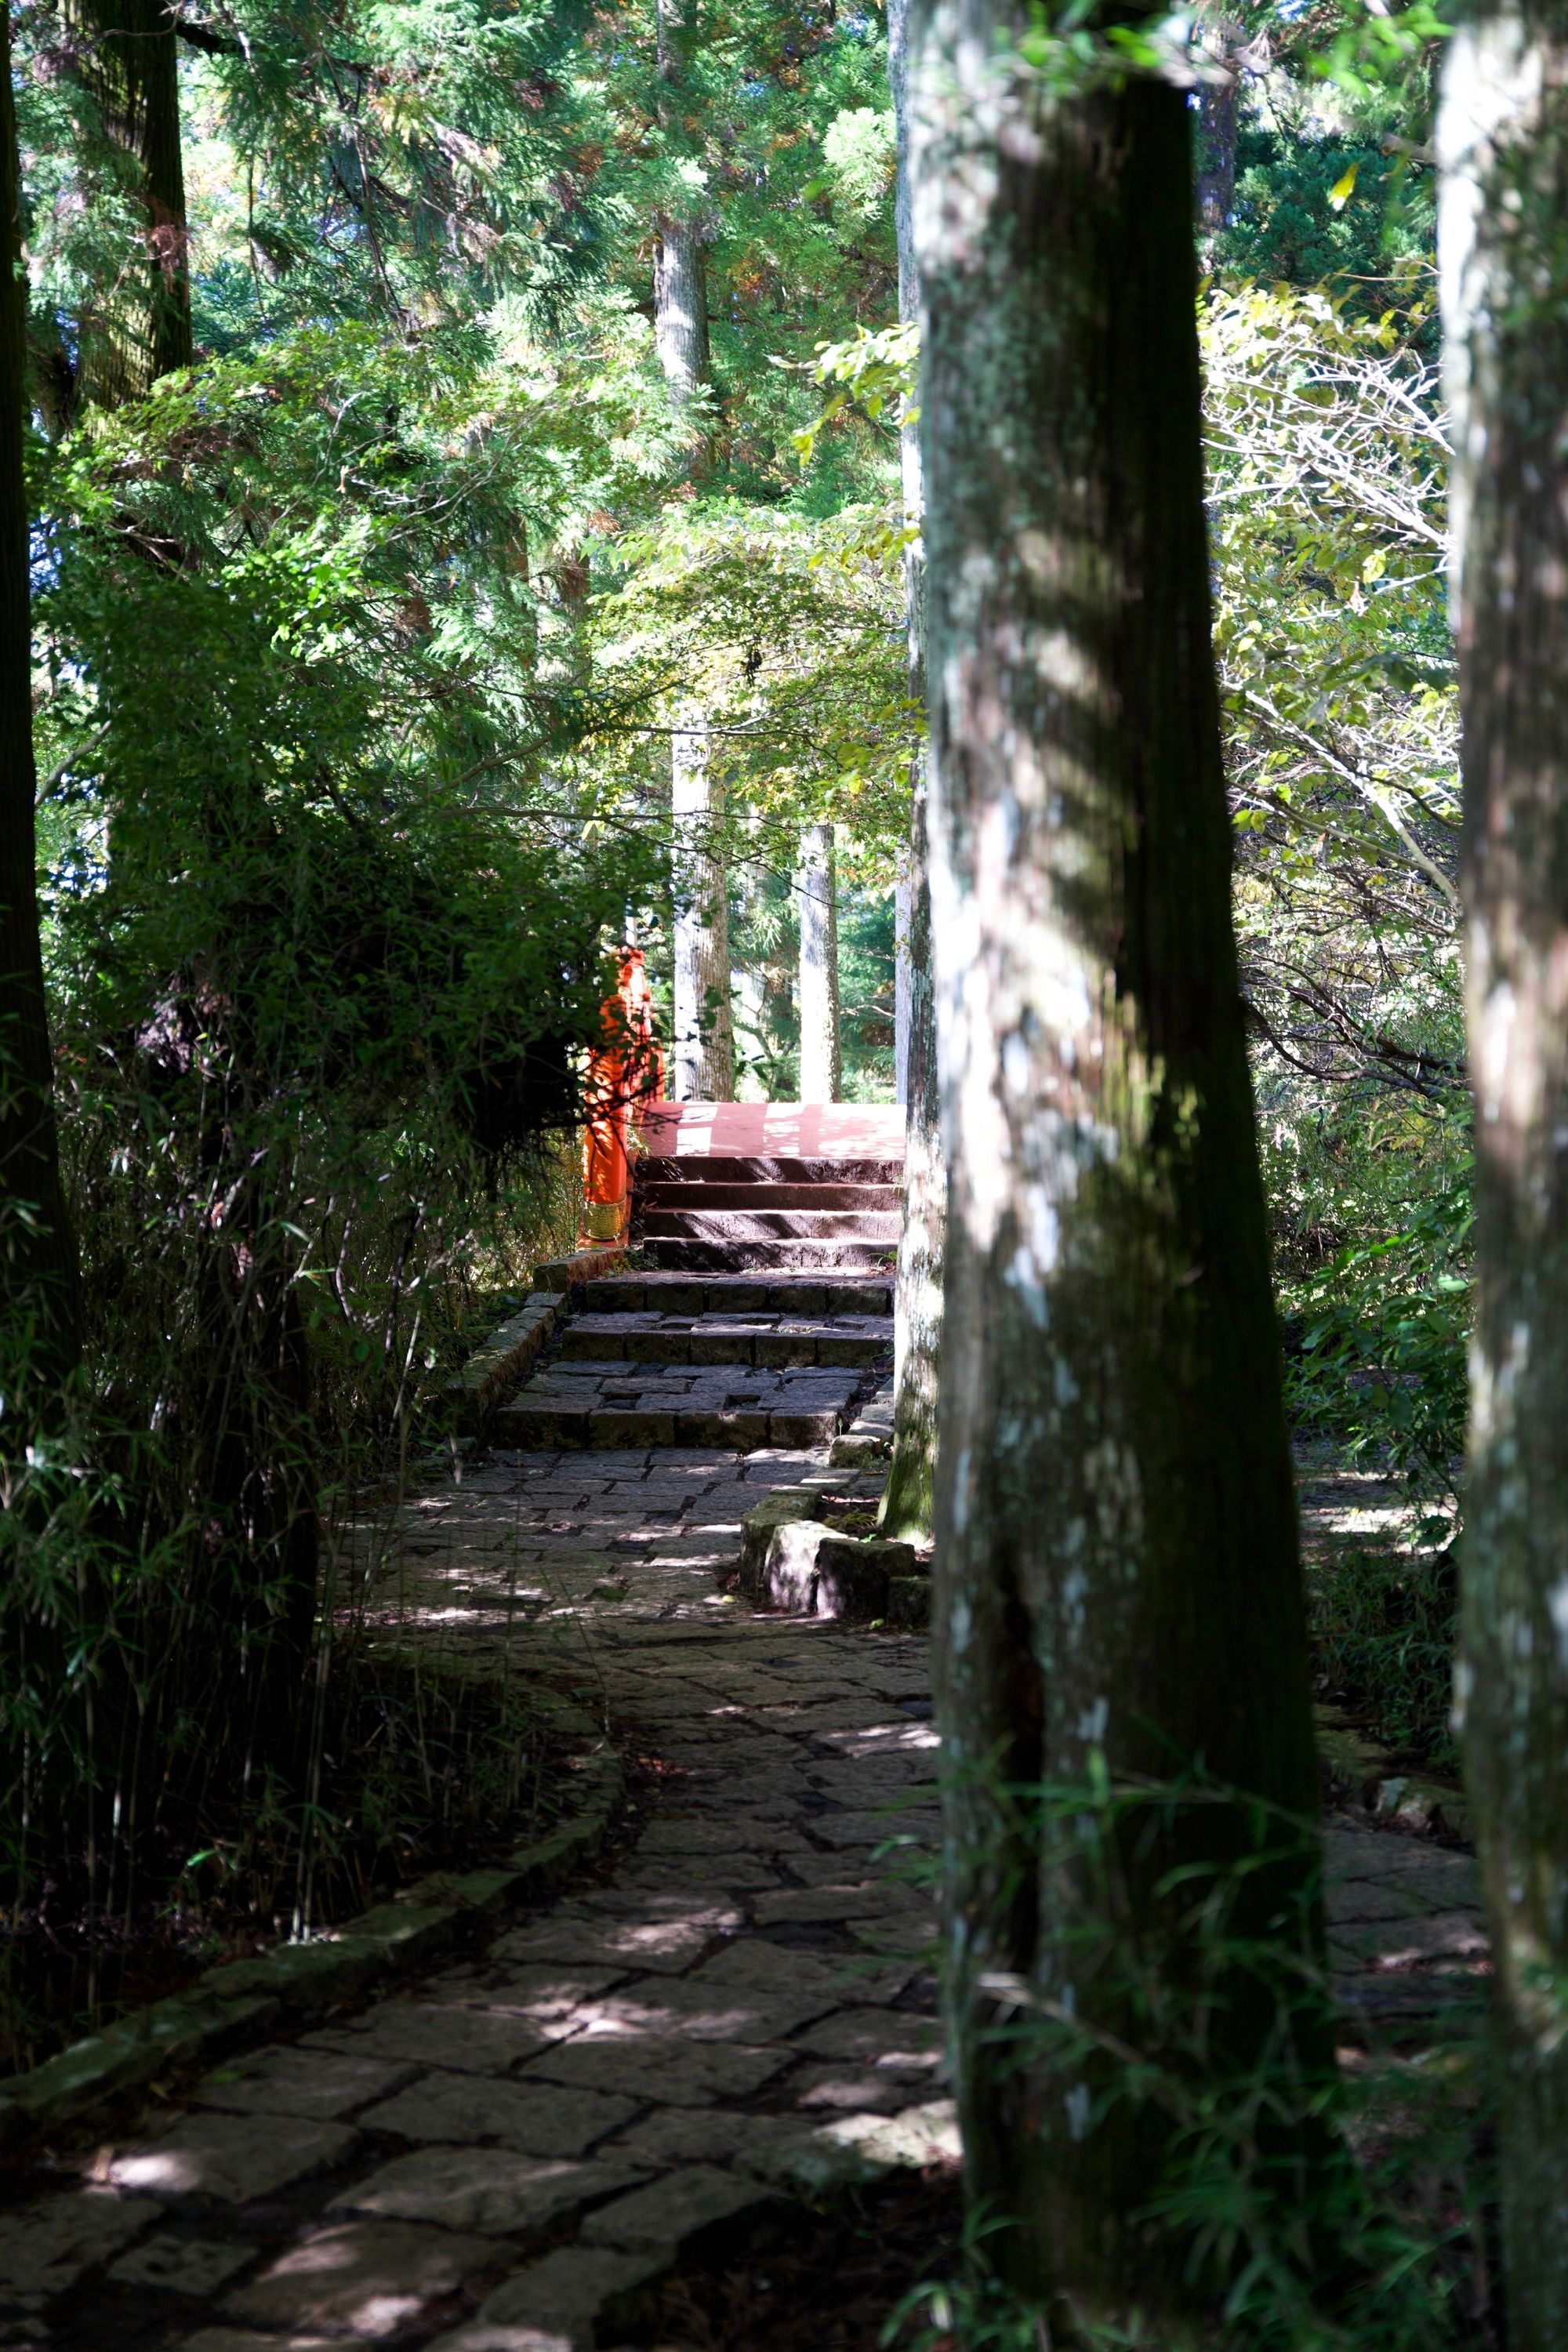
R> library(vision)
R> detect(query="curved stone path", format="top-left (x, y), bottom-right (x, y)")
top-left (0, 1403), bottom-right (955, 2350)
top-left (0, 1251), bottom-right (1490, 2350)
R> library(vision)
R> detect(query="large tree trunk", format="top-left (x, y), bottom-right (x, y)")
top-left (881, 0), bottom-right (943, 1542)
top-left (1440, 28), bottom-right (1568, 2346)
top-left (0, 11), bottom-right (81, 1411)
top-left (909, 0), bottom-right (1325, 2315)
top-left (65, 0), bottom-right (193, 406)
top-left (797, 821), bottom-right (840, 1102)
top-left (655, 0), bottom-right (732, 1101)
top-left (1193, 16), bottom-right (1239, 237)
top-left (653, 211), bottom-right (710, 403)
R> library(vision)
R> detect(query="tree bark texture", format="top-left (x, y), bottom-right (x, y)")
top-left (1193, 17), bottom-right (1239, 235)
top-left (1440, 24), bottom-right (1568, 2343)
top-left (882, 0), bottom-right (944, 1544)
top-left (671, 712), bottom-right (735, 1100)
top-left (65, 0), bottom-right (193, 405)
top-left (882, 769), bottom-right (942, 1541)
top-left (653, 212), bottom-right (710, 408)
top-left (797, 821), bottom-right (841, 1102)
top-left (910, 1), bottom-right (1323, 2310)
top-left (895, 858), bottom-right (913, 1104)
top-left (0, 13), bottom-right (81, 1408)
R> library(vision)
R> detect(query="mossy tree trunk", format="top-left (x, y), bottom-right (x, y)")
top-left (1440, 21), bottom-right (1568, 2343)
top-left (909, 0), bottom-right (1324, 2314)
top-left (880, 0), bottom-right (943, 1543)
top-left (0, 10), bottom-right (81, 1416)
top-left (66, 0), bottom-right (193, 407)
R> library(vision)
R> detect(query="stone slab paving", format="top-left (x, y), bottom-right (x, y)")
top-left (0, 1417), bottom-right (948, 2350)
top-left (0, 1272), bottom-right (1491, 2349)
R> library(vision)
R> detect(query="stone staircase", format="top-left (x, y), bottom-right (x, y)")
top-left (636, 1154), bottom-right (901, 1272)
top-left (493, 1142), bottom-right (898, 1454)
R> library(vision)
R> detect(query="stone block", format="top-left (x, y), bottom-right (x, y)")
top-left (491, 1901), bottom-right (728, 1975)
top-left (0, 2188), bottom-right (161, 2303)
top-left (519, 2034), bottom-right (791, 2107)
top-left (305, 1997), bottom-right (552, 2074)
top-left (789, 2005), bottom-right (941, 2070)
top-left (771, 1282), bottom-right (828, 1313)
top-left (828, 1435), bottom-right (890, 1469)
top-left (107, 2231), bottom-right (258, 2298)
top-left (590, 1410), bottom-right (677, 1448)
top-left (606, 2108), bottom-right (793, 2169)
top-left (329, 2147), bottom-right (648, 2238)
top-left (738, 1490), bottom-right (820, 1597)
top-left (222, 2220), bottom-right (501, 2338)
top-left (557, 1973), bottom-right (835, 2045)
top-left (690, 1330), bottom-right (757, 1365)
top-left (626, 1329), bottom-right (686, 1363)
top-left (580, 2163), bottom-right (795, 2256)
top-left (197, 2045), bottom-right (416, 2121)
top-left (811, 1537), bottom-right (898, 1621)
top-left (768, 1410), bottom-right (837, 1447)
top-left (477, 2245), bottom-right (671, 2342)
top-left (358, 2071), bottom-right (635, 2156)
top-left (709, 1408), bottom-right (769, 1450)
top-left (580, 1276), bottom-right (641, 1310)
top-left (109, 2114), bottom-right (360, 2205)
top-left (425, 1964), bottom-right (626, 2020)
top-left (706, 1279), bottom-right (770, 1312)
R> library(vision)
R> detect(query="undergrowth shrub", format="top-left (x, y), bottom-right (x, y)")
top-left (1307, 1544), bottom-right (1460, 1772)
top-left (2, 319), bottom-right (665, 2051)
top-left (889, 1766), bottom-right (1493, 2351)
top-left (1283, 1183), bottom-right (1470, 1528)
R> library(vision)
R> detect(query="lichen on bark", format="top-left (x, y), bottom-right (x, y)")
top-left (909, 0), bottom-right (1326, 2311)
top-left (1440, 15), bottom-right (1568, 2339)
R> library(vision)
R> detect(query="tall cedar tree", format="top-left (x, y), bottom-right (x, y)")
top-left (909, 0), bottom-right (1326, 2314)
top-left (658, 0), bottom-right (735, 1102)
top-left (64, 0), bottom-right (192, 405)
top-left (0, 5), bottom-right (80, 1407)
top-left (1440, 14), bottom-right (1568, 2342)
top-left (797, 819), bottom-right (841, 1100)
top-left (881, 0), bottom-right (942, 1540)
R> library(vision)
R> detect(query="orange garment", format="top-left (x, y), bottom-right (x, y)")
top-left (582, 949), bottom-right (662, 1240)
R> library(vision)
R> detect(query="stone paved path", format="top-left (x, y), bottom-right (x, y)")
top-left (0, 1210), bottom-right (1490, 2349)
top-left (0, 1224), bottom-right (957, 2352)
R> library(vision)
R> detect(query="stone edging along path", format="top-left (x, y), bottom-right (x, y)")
top-left (0, 1204), bottom-right (1492, 2350)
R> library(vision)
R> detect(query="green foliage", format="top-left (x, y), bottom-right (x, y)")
top-left (890, 1766), bottom-right (1490, 2350)
top-left (1308, 1544), bottom-right (1459, 1770)
top-left (1285, 1184), bottom-right (1470, 1509)
top-left (1218, 130), bottom-right (1435, 301)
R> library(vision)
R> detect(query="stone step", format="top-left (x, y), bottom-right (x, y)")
top-left (644, 1238), bottom-right (897, 1272)
top-left (557, 1313), bottom-right (891, 1369)
top-left (579, 1272), bottom-right (895, 1316)
top-left (492, 1406), bottom-right (844, 1451)
top-left (642, 1208), bottom-right (902, 1243)
top-left (639, 1181), bottom-right (901, 1214)
top-left (637, 1156), bottom-right (903, 1186)
top-left (495, 1361), bottom-right (864, 1454)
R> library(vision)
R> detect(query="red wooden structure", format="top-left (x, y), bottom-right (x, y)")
top-left (582, 948), bottom-right (662, 1242)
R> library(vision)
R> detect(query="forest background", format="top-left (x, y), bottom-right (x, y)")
top-left (0, 0), bottom-right (1465, 2187)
